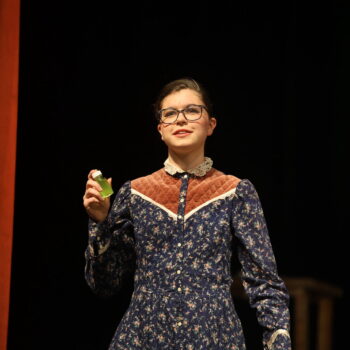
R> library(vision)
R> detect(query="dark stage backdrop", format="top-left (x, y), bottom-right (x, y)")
top-left (8, 1), bottom-right (348, 349)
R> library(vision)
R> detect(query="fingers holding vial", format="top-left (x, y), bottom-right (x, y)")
top-left (83, 169), bottom-right (113, 222)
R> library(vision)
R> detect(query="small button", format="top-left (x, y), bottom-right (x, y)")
top-left (177, 287), bottom-right (182, 292)
top-left (183, 174), bottom-right (188, 179)
top-left (180, 198), bottom-right (184, 202)
top-left (177, 243), bottom-right (182, 247)
top-left (177, 270), bottom-right (181, 274)
top-left (178, 215), bottom-right (183, 219)
top-left (177, 321), bottom-right (182, 326)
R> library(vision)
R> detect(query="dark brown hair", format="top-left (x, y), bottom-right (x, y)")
top-left (154, 78), bottom-right (213, 120)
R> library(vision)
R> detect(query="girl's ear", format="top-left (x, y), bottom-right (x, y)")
top-left (207, 117), bottom-right (217, 136)
top-left (157, 124), bottom-right (164, 140)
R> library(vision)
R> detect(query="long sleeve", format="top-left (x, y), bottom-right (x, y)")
top-left (85, 181), bottom-right (136, 297)
top-left (231, 179), bottom-right (291, 350)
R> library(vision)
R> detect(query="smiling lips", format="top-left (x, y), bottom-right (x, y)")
top-left (173, 129), bottom-right (193, 137)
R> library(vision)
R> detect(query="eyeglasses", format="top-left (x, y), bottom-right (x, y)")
top-left (158, 104), bottom-right (208, 124)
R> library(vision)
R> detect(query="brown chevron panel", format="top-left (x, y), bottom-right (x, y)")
top-left (131, 169), bottom-right (240, 216)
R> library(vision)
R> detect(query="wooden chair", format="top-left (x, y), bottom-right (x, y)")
top-left (231, 275), bottom-right (343, 350)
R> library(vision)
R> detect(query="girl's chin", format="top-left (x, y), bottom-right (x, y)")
top-left (167, 143), bottom-right (202, 154)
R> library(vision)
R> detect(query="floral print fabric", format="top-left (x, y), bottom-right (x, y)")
top-left (85, 161), bottom-right (291, 349)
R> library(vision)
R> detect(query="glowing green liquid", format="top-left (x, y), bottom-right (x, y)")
top-left (95, 175), bottom-right (114, 198)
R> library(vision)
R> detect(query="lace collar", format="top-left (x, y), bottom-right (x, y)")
top-left (164, 157), bottom-right (213, 177)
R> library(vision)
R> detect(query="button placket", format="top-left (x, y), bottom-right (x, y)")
top-left (175, 173), bottom-right (189, 325)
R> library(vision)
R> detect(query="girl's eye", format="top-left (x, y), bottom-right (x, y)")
top-left (164, 110), bottom-right (177, 118)
top-left (185, 106), bottom-right (200, 114)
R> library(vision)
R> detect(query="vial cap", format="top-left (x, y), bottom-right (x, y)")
top-left (92, 170), bottom-right (102, 179)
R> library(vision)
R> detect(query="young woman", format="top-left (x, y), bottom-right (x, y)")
top-left (83, 78), bottom-right (291, 350)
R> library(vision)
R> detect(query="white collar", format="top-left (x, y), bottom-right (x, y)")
top-left (164, 157), bottom-right (213, 177)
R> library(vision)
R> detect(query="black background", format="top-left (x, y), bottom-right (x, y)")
top-left (8, 0), bottom-right (349, 349)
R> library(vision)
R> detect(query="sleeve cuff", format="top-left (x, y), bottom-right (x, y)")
top-left (266, 329), bottom-right (291, 350)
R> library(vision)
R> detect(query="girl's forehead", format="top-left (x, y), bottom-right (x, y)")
top-left (161, 89), bottom-right (203, 109)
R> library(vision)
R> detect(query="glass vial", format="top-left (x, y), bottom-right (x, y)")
top-left (92, 170), bottom-right (114, 198)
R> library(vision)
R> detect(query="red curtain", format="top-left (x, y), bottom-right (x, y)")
top-left (0, 0), bottom-right (20, 348)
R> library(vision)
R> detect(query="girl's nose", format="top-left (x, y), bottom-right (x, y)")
top-left (176, 111), bottom-right (188, 124)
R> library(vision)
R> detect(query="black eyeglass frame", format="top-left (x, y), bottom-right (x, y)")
top-left (158, 104), bottom-right (208, 124)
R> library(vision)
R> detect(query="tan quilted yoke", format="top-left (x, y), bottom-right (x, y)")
top-left (131, 168), bottom-right (241, 216)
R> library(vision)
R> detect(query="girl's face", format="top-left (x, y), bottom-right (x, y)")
top-left (157, 89), bottom-right (216, 155)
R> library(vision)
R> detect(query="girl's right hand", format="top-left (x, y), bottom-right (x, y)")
top-left (83, 169), bottom-right (111, 223)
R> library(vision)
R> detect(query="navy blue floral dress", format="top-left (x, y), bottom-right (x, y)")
top-left (85, 158), bottom-right (291, 349)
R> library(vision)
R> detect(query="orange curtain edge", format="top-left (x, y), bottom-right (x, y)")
top-left (0, 0), bottom-right (20, 349)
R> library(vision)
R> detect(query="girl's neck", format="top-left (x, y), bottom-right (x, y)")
top-left (167, 150), bottom-right (205, 172)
